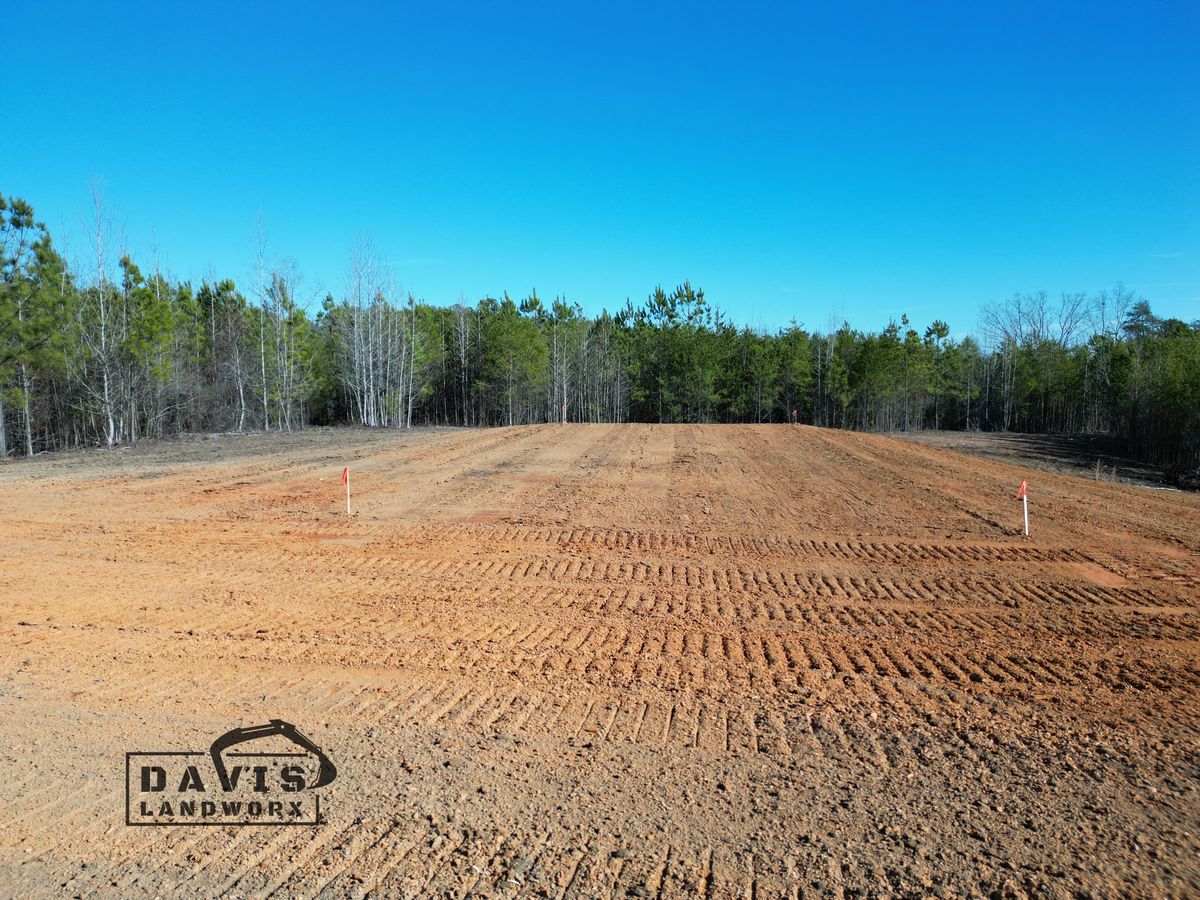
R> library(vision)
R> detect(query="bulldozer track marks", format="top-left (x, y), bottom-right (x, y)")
top-left (290, 549), bottom-right (1176, 611)
top-left (393, 523), bottom-right (1096, 566)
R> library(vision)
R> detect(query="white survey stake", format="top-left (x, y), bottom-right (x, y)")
top-left (1012, 480), bottom-right (1032, 535)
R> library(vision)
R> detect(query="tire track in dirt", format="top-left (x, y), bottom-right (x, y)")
top-left (291, 551), bottom-right (1182, 609)
top-left (374, 522), bottom-right (1098, 566)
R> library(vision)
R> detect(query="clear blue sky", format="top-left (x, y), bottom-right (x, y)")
top-left (5, 1), bottom-right (1198, 334)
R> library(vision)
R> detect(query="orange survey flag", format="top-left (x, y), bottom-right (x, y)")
top-left (341, 466), bottom-right (349, 485)
top-left (1014, 480), bottom-right (1027, 499)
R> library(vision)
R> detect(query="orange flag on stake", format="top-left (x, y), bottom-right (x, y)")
top-left (1014, 480), bottom-right (1027, 499)
top-left (341, 467), bottom-right (349, 486)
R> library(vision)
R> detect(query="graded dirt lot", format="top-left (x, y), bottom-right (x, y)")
top-left (1, 424), bottom-right (1197, 897)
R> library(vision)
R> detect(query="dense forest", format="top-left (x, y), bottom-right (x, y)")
top-left (2, 191), bottom-right (1198, 479)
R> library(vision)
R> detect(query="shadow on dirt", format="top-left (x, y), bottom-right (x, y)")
top-left (895, 431), bottom-right (1196, 491)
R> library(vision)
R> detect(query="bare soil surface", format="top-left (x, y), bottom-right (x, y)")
top-left (1, 424), bottom-right (1197, 897)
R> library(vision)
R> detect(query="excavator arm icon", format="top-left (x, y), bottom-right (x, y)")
top-left (209, 719), bottom-right (337, 792)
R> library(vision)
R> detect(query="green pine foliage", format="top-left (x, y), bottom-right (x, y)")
top-left (1, 192), bottom-right (1197, 481)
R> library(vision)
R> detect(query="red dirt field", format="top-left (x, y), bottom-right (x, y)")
top-left (1, 424), bottom-right (1197, 897)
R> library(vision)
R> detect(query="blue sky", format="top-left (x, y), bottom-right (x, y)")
top-left (5, 1), bottom-right (1198, 334)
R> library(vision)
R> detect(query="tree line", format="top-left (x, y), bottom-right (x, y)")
top-left (2, 190), bottom-right (1198, 479)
